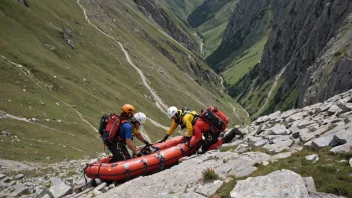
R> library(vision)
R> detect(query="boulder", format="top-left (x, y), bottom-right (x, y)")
top-left (305, 154), bottom-right (319, 162)
top-left (311, 135), bottom-right (334, 150)
top-left (230, 170), bottom-right (309, 198)
top-left (48, 182), bottom-right (71, 198)
top-left (194, 180), bottom-right (223, 196)
top-left (329, 130), bottom-right (352, 147)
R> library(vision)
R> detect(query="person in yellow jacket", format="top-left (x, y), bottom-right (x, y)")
top-left (158, 106), bottom-right (197, 146)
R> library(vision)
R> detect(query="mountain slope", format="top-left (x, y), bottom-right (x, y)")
top-left (230, 0), bottom-right (352, 118)
top-left (0, 0), bottom-right (249, 162)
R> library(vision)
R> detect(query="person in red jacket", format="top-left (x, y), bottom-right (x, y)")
top-left (193, 118), bottom-right (244, 154)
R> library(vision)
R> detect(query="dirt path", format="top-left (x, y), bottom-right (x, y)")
top-left (258, 67), bottom-right (286, 114)
top-left (77, 0), bottom-right (173, 141)
top-left (77, 0), bottom-right (168, 113)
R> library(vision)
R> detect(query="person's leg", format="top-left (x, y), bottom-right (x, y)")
top-left (119, 144), bottom-right (131, 160)
top-left (108, 141), bottom-right (123, 162)
top-left (201, 132), bottom-right (220, 152)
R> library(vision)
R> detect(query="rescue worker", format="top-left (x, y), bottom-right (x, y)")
top-left (193, 119), bottom-right (244, 154)
top-left (158, 106), bottom-right (197, 146)
top-left (105, 104), bottom-right (150, 162)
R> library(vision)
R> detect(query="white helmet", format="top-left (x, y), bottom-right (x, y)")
top-left (133, 112), bottom-right (147, 124)
top-left (167, 106), bottom-right (178, 119)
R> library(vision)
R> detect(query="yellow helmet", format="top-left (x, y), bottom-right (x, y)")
top-left (121, 104), bottom-right (135, 117)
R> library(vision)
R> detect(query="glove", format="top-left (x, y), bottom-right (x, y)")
top-left (184, 136), bottom-right (191, 147)
top-left (132, 152), bottom-right (142, 158)
top-left (157, 134), bottom-right (170, 143)
top-left (143, 140), bottom-right (151, 146)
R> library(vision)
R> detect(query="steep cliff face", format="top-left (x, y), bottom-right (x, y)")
top-left (134, 0), bottom-right (198, 51)
top-left (206, 0), bottom-right (271, 72)
top-left (134, 0), bottom-right (221, 89)
top-left (231, 0), bottom-right (352, 116)
top-left (300, 13), bottom-right (352, 106)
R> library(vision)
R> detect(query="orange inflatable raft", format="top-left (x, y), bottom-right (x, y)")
top-left (84, 130), bottom-right (237, 181)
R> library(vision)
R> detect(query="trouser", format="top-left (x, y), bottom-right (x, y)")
top-left (201, 131), bottom-right (220, 152)
top-left (107, 141), bottom-right (131, 163)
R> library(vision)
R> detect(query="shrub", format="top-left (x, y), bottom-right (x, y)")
top-left (202, 167), bottom-right (219, 181)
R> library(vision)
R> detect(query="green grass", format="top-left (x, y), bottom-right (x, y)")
top-left (222, 36), bottom-right (269, 86)
top-left (197, 0), bottom-right (239, 57)
top-left (202, 167), bottom-right (220, 181)
top-left (159, 0), bottom-right (204, 20)
top-left (0, 0), bottom-right (249, 163)
top-left (213, 149), bottom-right (352, 197)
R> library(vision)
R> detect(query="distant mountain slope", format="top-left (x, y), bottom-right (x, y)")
top-left (194, 0), bottom-right (239, 57)
top-left (159, 0), bottom-right (204, 20)
top-left (229, 0), bottom-right (352, 118)
top-left (0, 0), bottom-right (249, 162)
top-left (134, 0), bottom-right (200, 51)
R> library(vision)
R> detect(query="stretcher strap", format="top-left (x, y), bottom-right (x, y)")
top-left (156, 154), bottom-right (165, 170)
top-left (124, 164), bottom-right (130, 181)
top-left (178, 145), bottom-right (185, 156)
top-left (141, 159), bottom-right (148, 174)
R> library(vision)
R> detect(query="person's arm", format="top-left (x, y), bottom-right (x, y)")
top-left (135, 133), bottom-right (146, 143)
top-left (124, 124), bottom-right (138, 154)
top-left (167, 121), bottom-right (178, 135)
top-left (183, 114), bottom-right (194, 137)
top-left (126, 138), bottom-right (138, 154)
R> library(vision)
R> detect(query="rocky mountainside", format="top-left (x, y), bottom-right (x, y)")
top-left (229, 0), bottom-right (352, 117)
top-left (2, 89), bottom-right (351, 198)
top-left (134, 0), bottom-right (200, 51)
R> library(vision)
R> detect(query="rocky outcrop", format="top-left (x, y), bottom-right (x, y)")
top-left (231, 0), bottom-right (352, 115)
top-left (1, 90), bottom-right (352, 197)
top-left (206, 0), bottom-right (271, 71)
top-left (134, 0), bottom-right (198, 51)
top-left (300, 14), bottom-right (352, 107)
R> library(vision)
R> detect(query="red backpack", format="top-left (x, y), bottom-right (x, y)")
top-left (98, 113), bottom-right (128, 142)
top-left (200, 106), bottom-right (229, 133)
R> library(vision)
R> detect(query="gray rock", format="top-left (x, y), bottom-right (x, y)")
top-left (255, 115), bottom-right (269, 125)
top-left (107, 184), bottom-right (115, 190)
top-left (268, 124), bottom-right (291, 135)
top-left (305, 154), bottom-right (319, 162)
top-left (329, 143), bottom-right (352, 154)
top-left (327, 105), bottom-right (342, 115)
top-left (349, 158), bottom-right (352, 167)
top-left (94, 182), bottom-right (107, 192)
top-left (14, 174), bottom-right (24, 180)
top-left (48, 182), bottom-right (71, 198)
top-left (250, 139), bottom-right (268, 148)
top-left (12, 183), bottom-right (29, 197)
top-left (230, 170), bottom-right (309, 198)
top-left (50, 178), bottom-right (62, 186)
top-left (329, 130), bottom-right (352, 147)
top-left (194, 180), bottom-right (223, 196)
top-left (311, 135), bottom-right (334, 150)
top-left (271, 152), bottom-right (292, 162)
top-left (303, 177), bottom-right (316, 193)
top-left (0, 174), bottom-right (6, 180)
